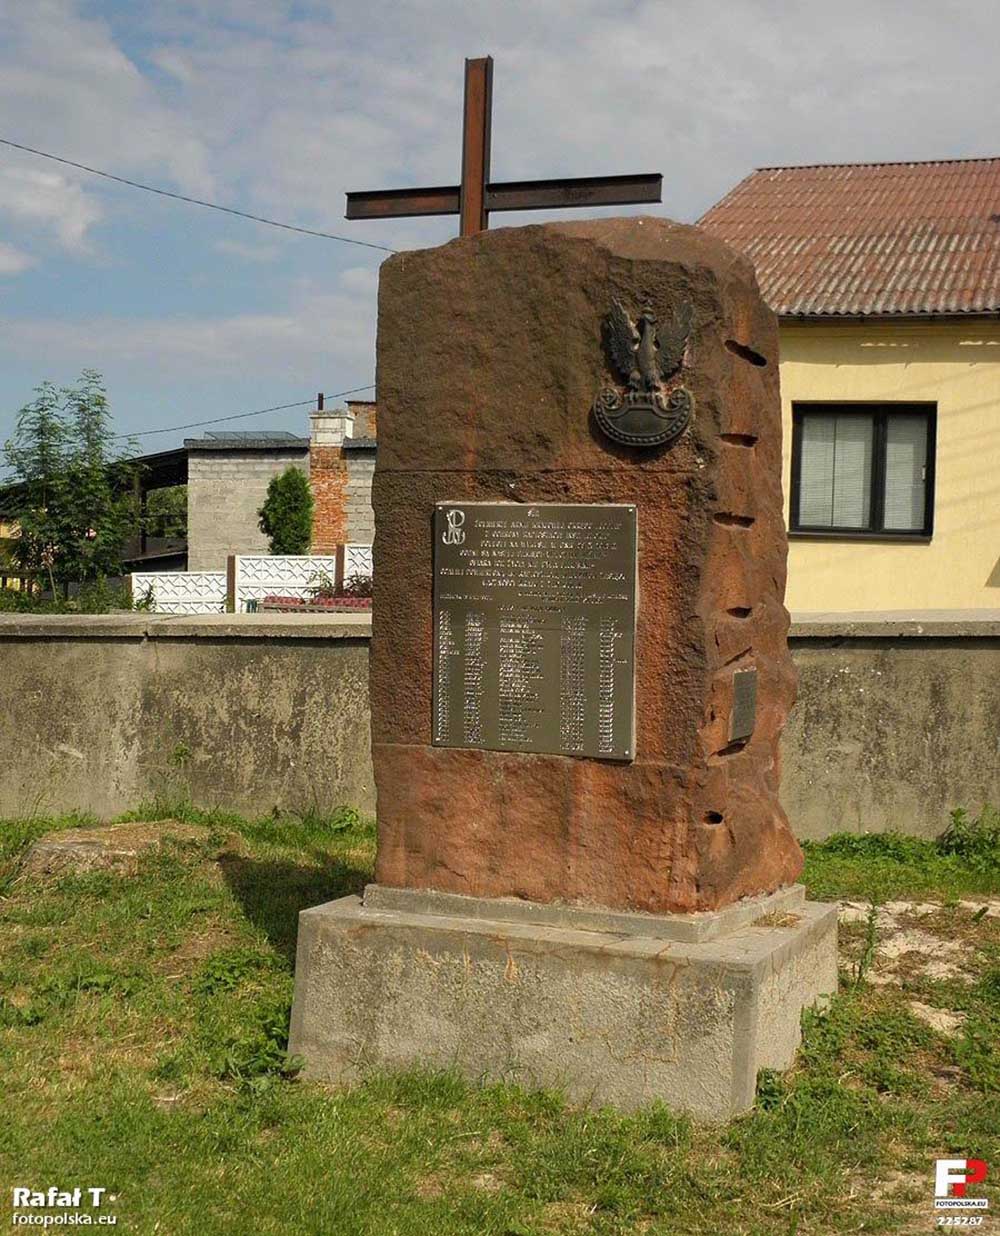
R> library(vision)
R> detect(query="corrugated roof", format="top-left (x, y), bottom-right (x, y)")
top-left (698, 158), bottom-right (1000, 317)
top-left (184, 432), bottom-right (309, 451)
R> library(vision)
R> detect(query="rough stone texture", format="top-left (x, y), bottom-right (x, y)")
top-left (0, 614), bottom-right (373, 819)
top-left (372, 217), bottom-right (801, 913)
top-left (187, 447), bottom-right (309, 571)
top-left (21, 821), bottom-right (208, 876)
top-left (288, 891), bottom-right (838, 1121)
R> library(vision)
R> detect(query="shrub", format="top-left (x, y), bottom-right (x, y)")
top-left (937, 806), bottom-right (1000, 870)
top-left (257, 466), bottom-right (313, 555)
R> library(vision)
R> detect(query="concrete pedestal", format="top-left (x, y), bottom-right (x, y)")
top-left (289, 884), bottom-right (837, 1121)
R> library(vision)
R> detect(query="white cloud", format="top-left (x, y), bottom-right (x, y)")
top-left (0, 166), bottom-right (102, 253)
top-left (4, 0), bottom-right (998, 258)
top-left (0, 241), bottom-right (34, 275)
top-left (0, 0), bottom-right (213, 253)
top-left (0, 272), bottom-right (377, 386)
top-left (125, 0), bottom-right (1000, 230)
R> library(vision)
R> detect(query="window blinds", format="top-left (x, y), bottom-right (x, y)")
top-left (883, 414), bottom-right (928, 531)
top-left (798, 413), bottom-right (873, 528)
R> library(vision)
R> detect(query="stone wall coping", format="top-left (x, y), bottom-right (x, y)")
top-left (2, 609), bottom-right (998, 641)
top-left (789, 609), bottom-right (1000, 638)
top-left (0, 612), bottom-right (373, 640)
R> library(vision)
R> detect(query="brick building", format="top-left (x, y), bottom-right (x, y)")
top-left (309, 400), bottom-right (377, 552)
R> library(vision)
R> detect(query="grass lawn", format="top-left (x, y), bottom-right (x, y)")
top-left (0, 805), bottom-right (998, 1235)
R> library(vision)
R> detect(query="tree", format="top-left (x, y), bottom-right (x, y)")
top-left (3, 370), bottom-right (137, 590)
top-left (145, 486), bottom-right (188, 539)
top-left (258, 466), bottom-right (313, 555)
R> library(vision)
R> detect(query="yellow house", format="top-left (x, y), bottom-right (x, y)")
top-left (700, 157), bottom-right (1000, 611)
top-left (0, 517), bottom-right (21, 588)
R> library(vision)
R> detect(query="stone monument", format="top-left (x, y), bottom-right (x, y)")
top-left (289, 217), bottom-right (838, 1120)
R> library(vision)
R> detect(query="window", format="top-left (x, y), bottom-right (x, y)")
top-left (790, 404), bottom-right (935, 539)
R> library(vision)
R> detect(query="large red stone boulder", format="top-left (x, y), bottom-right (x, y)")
top-left (370, 217), bottom-right (801, 913)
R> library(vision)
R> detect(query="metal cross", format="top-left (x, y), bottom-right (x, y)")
top-left (346, 56), bottom-right (662, 238)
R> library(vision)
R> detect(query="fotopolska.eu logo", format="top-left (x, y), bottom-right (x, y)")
top-left (935, 1159), bottom-right (989, 1213)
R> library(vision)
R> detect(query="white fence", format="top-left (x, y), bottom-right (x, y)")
top-left (342, 543), bottom-right (374, 581)
top-left (131, 545), bottom-right (373, 615)
top-left (131, 571), bottom-right (226, 615)
top-left (230, 554), bottom-right (339, 611)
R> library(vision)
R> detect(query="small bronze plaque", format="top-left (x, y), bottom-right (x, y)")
top-left (433, 503), bottom-right (636, 760)
top-left (730, 669), bottom-right (758, 743)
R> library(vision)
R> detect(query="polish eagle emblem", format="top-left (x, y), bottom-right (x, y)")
top-left (593, 298), bottom-right (694, 448)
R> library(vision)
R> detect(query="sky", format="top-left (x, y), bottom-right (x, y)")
top-left (1, 0), bottom-right (998, 469)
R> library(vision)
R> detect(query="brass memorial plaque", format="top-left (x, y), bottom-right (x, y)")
top-left (433, 503), bottom-right (636, 760)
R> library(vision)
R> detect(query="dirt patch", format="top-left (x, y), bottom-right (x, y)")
top-left (838, 899), bottom-right (986, 986)
top-left (876, 926), bottom-right (966, 982)
top-left (470, 1172), bottom-right (502, 1193)
top-left (836, 897), bottom-right (986, 1038)
top-left (958, 899), bottom-right (1000, 918)
top-left (907, 1001), bottom-right (966, 1037)
top-left (415, 1175), bottom-right (445, 1199)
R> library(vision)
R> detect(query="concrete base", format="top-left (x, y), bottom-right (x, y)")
top-left (289, 885), bottom-right (838, 1121)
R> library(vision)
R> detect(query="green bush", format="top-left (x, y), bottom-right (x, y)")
top-left (257, 466), bottom-right (313, 555)
top-left (0, 579), bottom-right (134, 614)
top-left (938, 806), bottom-right (1000, 870)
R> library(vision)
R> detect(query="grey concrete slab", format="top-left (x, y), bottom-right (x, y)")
top-left (0, 612), bottom-right (372, 640)
top-left (0, 613), bottom-right (153, 639)
top-left (363, 882), bottom-right (807, 943)
top-left (289, 892), bottom-right (838, 1121)
top-left (790, 609), bottom-right (1000, 638)
top-left (146, 613), bottom-right (372, 640)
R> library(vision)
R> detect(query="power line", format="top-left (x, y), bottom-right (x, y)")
top-left (0, 387), bottom-right (376, 480)
top-left (116, 384), bottom-right (376, 439)
top-left (0, 137), bottom-right (397, 254)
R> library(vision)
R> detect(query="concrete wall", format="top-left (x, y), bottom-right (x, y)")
top-left (779, 320), bottom-right (1000, 611)
top-left (345, 452), bottom-right (376, 543)
top-left (0, 614), bottom-right (372, 821)
top-left (785, 611), bottom-right (1000, 840)
top-left (187, 448), bottom-right (309, 571)
top-left (1, 611), bottom-right (997, 839)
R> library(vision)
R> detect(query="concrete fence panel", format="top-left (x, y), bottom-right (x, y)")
top-left (130, 572), bottom-right (226, 615)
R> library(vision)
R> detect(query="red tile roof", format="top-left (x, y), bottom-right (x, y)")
top-left (698, 158), bottom-right (1000, 317)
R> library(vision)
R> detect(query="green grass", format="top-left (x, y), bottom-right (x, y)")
top-left (0, 807), bottom-right (998, 1234)
top-left (802, 807), bottom-right (1000, 901)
